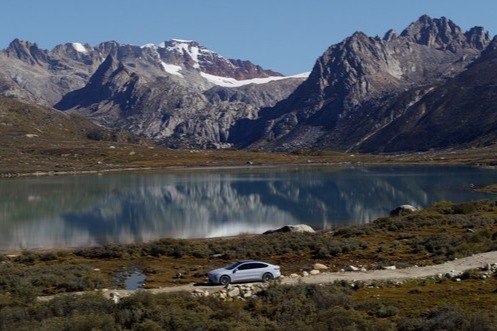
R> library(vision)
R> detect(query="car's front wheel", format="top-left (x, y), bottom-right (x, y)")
top-left (219, 275), bottom-right (231, 286)
top-left (262, 272), bottom-right (273, 282)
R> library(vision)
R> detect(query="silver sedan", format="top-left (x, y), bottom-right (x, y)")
top-left (207, 260), bottom-right (281, 285)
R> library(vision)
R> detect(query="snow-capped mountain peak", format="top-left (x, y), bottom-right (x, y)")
top-left (71, 42), bottom-right (89, 54)
top-left (140, 38), bottom-right (286, 84)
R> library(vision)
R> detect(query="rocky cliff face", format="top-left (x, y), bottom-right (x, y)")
top-left (356, 35), bottom-right (497, 152)
top-left (0, 39), bottom-right (96, 105)
top-left (229, 15), bottom-right (494, 152)
top-left (0, 38), bottom-right (304, 148)
top-left (52, 41), bottom-right (303, 148)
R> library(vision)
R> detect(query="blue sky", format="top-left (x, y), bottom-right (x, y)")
top-left (1, 0), bottom-right (496, 75)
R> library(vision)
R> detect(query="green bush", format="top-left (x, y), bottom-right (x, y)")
top-left (373, 305), bottom-right (400, 318)
top-left (3, 283), bottom-right (497, 330)
top-left (453, 202), bottom-right (479, 214)
top-left (74, 244), bottom-right (134, 259)
top-left (432, 200), bottom-right (454, 208)
top-left (396, 305), bottom-right (497, 331)
top-left (0, 263), bottom-right (108, 296)
top-left (47, 293), bottom-right (114, 317)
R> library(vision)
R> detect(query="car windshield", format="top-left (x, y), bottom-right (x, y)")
top-left (225, 261), bottom-right (243, 270)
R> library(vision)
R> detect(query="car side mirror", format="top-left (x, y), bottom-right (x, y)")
top-left (233, 269), bottom-right (237, 274)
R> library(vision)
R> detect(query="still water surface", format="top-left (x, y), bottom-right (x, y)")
top-left (1, 165), bottom-right (496, 250)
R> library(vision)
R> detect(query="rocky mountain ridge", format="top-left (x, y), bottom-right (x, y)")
top-left (229, 15), bottom-right (497, 152)
top-left (0, 38), bottom-right (305, 148)
top-left (2, 15), bottom-right (497, 152)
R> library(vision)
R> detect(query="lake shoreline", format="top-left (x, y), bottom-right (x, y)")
top-left (0, 158), bottom-right (492, 180)
top-left (2, 144), bottom-right (497, 179)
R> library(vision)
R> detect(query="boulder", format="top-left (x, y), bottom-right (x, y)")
top-left (214, 283), bottom-right (269, 301)
top-left (313, 263), bottom-right (329, 270)
top-left (263, 224), bottom-right (315, 235)
top-left (109, 291), bottom-right (121, 304)
top-left (445, 270), bottom-right (463, 279)
top-left (192, 289), bottom-right (209, 297)
top-left (310, 270), bottom-right (320, 275)
top-left (227, 287), bottom-right (240, 298)
top-left (243, 291), bottom-right (253, 299)
top-left (345, 265), bottom-right (360, 272)
top-left (390, 205), bottom-right (418, 216)
top-left (482, 263), bottom-right (497, 272)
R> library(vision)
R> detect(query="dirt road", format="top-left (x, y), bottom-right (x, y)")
top-left (93, 250), bottom-right (497, 300)
top-left (283, 250), bottom-right (497, 285)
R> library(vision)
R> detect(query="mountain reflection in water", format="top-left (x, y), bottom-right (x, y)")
top-left (0, 165), bottom-right (496, 249)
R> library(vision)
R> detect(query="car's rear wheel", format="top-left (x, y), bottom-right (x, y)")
top-left (262, 272), bottom-right (273, 282)
top-left (219, 275), bottom-right (231, 286)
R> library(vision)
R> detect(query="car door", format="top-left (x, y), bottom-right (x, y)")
top-left (234, 262), bottom-right (266, 282)
top-left (247, 263), bottom-right (268, 281)
top-left (233, 262), bottom-right (252, 282)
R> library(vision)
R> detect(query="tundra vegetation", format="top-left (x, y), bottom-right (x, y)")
top-left (2, 199), bottom-right (497, 329)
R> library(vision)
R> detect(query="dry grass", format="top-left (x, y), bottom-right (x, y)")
top-left (4, 133), bottom-right (497, 179)
top-left (3, 97), bottom-right (497, 177)
top-left (354, 277), bottom-right (497, 319)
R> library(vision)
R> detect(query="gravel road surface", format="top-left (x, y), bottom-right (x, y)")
top-left (90, 250), bottom-right (497, 300)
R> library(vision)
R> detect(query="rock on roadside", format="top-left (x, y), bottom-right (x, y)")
top-left (263, 224), bottom-right (315, 234)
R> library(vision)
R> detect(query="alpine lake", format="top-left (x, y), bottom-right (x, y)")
top-left (1, 164), bottom-right (497, 250)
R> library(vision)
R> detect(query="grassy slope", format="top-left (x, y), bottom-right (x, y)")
top-left (3, 97), bottom-right (497, 178)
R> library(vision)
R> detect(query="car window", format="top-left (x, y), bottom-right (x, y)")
top-left (252, 263), bottom-right (268, 269)
top-left (226, 262), bottom-right (242, 270)
top-left (237, 263), bottom-right (250, 270)
top-left (238, 262), bottom-right (267, 270)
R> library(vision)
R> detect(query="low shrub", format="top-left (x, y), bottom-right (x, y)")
top-left (75, 244), bottom-right (134, 259)
top-left (432, 200), bottom-right (454, 208)
top-left (396, 305), bottom-right (497, 331)
top-left (453, 202), bottom-right (479, 215)
top-left (3, 281), bottom-right (497, 330)
top-left (0, 263), bottom-right (108, 296)
top-left (373, 304), bottom-right (400, 318)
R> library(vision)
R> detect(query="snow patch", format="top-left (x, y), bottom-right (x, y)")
top-left (141, 43), bottom-right (157, 49)
top-left (167, 40), bottom-right (201, 69)
top-left (72, 42), bottom-right (88, 54)
top-left (200, 72), bottom-right (310, 88)
top-left (161, 61), bottom-right (183, 77)
top-left (289, 72), bottom-right (311, 79)
top-left (171, 38), bottom-right (193, 43)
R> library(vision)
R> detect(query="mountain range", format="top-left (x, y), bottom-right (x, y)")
top-left (0, 38), bottom-right (305, 149)
top-left (1, 15), bottom-right (497, 153)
